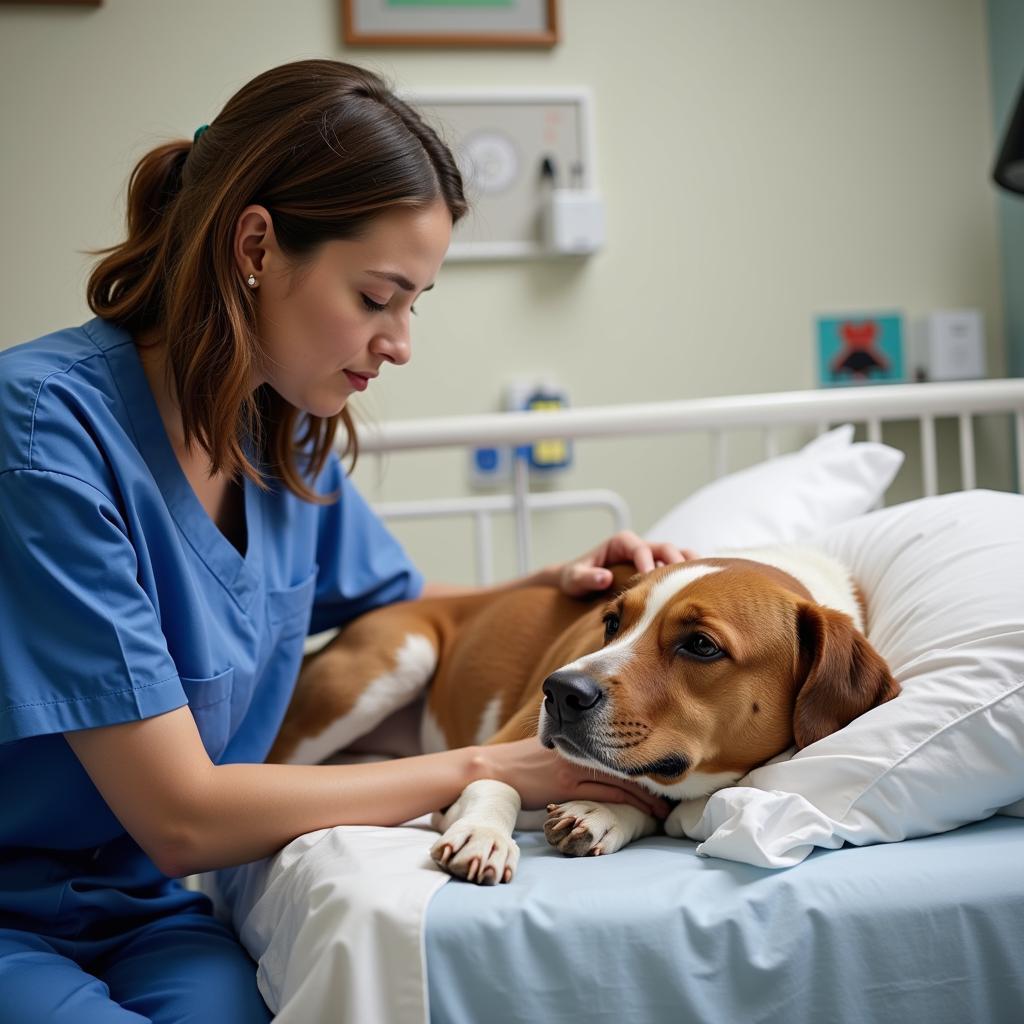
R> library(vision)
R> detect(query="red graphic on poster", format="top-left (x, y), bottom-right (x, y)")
top-left (830, 320), bottom-right (891, 380)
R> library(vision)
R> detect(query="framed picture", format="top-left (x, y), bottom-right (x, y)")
top-left (816, 313), bottom-right (905, 388)
top-left (342, 0), bottom-right (558, 48)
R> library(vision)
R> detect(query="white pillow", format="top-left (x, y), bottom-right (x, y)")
top-left (676, 489), bottom-right (1024, 868)
top-left (644, 424), bottom-right (903, 550)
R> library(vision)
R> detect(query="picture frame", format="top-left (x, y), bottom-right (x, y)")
top-left (816, 313), bottom-right (906, 388)
top-left (342, 0), bottom-right (558, 48)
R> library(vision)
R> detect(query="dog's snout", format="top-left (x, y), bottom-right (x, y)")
top-left (543, 670), bottom-right (604, 725)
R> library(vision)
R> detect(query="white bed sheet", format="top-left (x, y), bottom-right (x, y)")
top-left (204, 815), bottom-right (446, 1024)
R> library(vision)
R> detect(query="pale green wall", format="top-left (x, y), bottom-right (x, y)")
top-left (0, 0), bottom-right (1008, 583)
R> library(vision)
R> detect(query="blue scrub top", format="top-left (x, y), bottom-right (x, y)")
top-left (0, 317), bottom-right (423, 940)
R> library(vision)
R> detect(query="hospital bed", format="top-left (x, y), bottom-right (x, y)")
top-left (213, 378), bottom-right (1024, 1024)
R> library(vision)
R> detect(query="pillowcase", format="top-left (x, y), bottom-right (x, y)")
top-left (643, 424), bottom-right (904, 550)
top-left (675, 489), bottom-right (1024, 868)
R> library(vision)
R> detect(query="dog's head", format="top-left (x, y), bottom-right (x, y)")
top-left (538, 557), bottom-right (899, 800)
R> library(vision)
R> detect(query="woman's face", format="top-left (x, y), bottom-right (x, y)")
top-left (237, 199), bottom-right (452, 418)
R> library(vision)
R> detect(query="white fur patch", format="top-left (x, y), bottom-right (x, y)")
top-left (420, 705), bottom-right (448, 755)
top-left (289, 633), bottom-right (437, 765)
top-left (710, 544), bottom-right (864, 631)
top-left (474, 696), bottom-right (503, 746)
top-left (648, 769), bottom-right (743, 801)
top-left (564, 563), bottom-right (724, 677)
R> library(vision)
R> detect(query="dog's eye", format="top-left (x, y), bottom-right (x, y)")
top-left (680, 633), bottom-right (722, 660)
top-left (603, 613), bottom-right (620, 640)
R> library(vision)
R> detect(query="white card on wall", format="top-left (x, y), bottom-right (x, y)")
top-left (404, 88), bottom-right (597, 260)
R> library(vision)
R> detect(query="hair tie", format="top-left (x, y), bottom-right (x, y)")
top-left (193, 124), bottom-right (210, 143)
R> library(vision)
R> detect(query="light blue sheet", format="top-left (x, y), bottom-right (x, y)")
top-left (426, 815), bottom-right (1024, 1024)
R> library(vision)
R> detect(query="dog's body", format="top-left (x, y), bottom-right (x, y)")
top-left (269, 545), bottom-right (898, 884)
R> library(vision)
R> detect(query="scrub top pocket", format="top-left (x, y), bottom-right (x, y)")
top-left (267, 568), bottom-right (318, 640)
top-left (180, 666), bottom-right (235, 761)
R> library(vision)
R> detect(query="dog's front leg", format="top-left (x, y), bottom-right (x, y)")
top-left (430, 779), bottom-right (522, 885)
top-left (544, 801), bottom-right (658, 857)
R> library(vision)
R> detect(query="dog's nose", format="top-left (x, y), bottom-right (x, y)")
top-left (543, 670), bottom-right (604, 726)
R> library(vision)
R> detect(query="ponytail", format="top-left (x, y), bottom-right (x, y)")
top-left (87, 141), bottom-right (190, 330)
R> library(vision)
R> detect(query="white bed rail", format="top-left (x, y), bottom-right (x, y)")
top-left (373, 488), bottom-right (631, 587)
top-left (352, 379), bottom-right (1024, 582)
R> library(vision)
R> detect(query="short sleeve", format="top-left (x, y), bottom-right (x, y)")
top-left (308, 454), bottom-right (424, 636)
top-left (0, 468), bottom-right (187, 743)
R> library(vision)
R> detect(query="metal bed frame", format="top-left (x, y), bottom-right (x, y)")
top-left (351, 379), bottom-right (1024, 585)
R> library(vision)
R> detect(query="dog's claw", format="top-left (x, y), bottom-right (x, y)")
top-left (432, 816), bottom-right (521, 885)
top-left (543, 800), bottom-right (627, 859)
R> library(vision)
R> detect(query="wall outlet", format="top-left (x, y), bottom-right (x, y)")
top-left (468, 378), bottom-right (573, 489)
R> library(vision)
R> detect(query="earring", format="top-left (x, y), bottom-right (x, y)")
top-left (247, 274), bottom-right (257, 288)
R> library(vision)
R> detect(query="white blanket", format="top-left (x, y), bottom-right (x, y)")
top-left (202, 813), bottom-right (447, 1024)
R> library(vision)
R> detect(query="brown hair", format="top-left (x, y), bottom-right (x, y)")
top-left (86, 59), bottom-right (467, 502)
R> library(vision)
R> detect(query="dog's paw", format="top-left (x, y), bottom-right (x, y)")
top-left (430, 821), bottom-right (520, 885)
top-left (544, 800), bottom-right (625, 857)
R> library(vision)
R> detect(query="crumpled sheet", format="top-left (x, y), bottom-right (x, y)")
top-left (201, 813), bottom-right (446, 1024)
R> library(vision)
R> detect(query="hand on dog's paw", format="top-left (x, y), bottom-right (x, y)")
top-left (544, 800), bottom-right (623, 857)
top-left (430, 821), bottom-right (520, 885)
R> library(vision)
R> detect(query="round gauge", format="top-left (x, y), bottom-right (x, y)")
top-left (460, 131), bottom-right (520, 196)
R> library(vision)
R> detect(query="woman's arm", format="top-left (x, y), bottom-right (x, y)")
top-left (66, 706), bottom-right (491, 878)
top-left (65, 705), bottom-right (668, 879)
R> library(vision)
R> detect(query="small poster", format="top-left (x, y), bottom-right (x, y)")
top-left (816, 313), bottom-right (904, 387)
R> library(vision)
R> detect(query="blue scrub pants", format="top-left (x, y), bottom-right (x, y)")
top-left (0, 911), bottom-right (272, 1023)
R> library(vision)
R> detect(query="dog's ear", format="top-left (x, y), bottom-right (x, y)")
top-left (793, 603), bottom-right (900, 750)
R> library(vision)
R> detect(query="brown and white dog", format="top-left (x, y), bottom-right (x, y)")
top-left (268, 545), bottom-right (899, 884)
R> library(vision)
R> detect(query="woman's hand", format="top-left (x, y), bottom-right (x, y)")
top-left (554, 530), bottom-right (697, 598)
top-left (482, 736), bottom-right (672, 818)
top-left (426, 532), bottom-right (697, 600)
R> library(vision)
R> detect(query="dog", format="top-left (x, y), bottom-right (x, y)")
top-left (268, 545), bottom-right (899, 884)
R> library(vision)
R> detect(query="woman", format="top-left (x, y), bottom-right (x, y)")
top-left (0, 60), bottom-right (685, 1022)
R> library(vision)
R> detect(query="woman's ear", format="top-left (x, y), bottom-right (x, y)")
top-left (234, 204), bottom-right (276, 279)
top-left (793, 603), bottom-right (900, 750)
